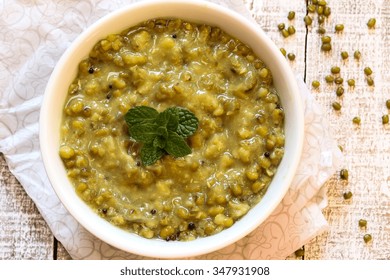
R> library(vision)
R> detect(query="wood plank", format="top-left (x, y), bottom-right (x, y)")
top-left (248, 0), bottom-right (390, 259)
top-left (0, 0), bottom-right (388, 260)
top-left (303, 0), bottom-right (390, 260)
top-left (0, 153), bottom-right (55, 259)
top-left (55, 240), bottom-right (72, 260)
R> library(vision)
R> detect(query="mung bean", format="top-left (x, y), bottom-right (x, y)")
top-left (321, 35), bottom-right (332, 43)
top-left (321, 43), bottom-right (332, 51)
top-left (331, 66), bottom-right (341, 74)
top-left (304, 15), bottom-right (313, 26)
top-left (358, 219), bottom-right (367, 228)
top-left (354, 50), bottom-right (361, 60)
top-left (363, 234), bottom-right (372, 243)
top-left (347, 79), bottom-right (355, 87)
top-left (364, 67), bottom-right (373, 76)
top-left (382, 114), bottom-right (389, 124)
top-left (367, 18), bottom-right (376, 29)
top-left (287, 25), bottom-right (296, 35)
top-left (335, 24), bottom-right (344, 32)
top-left (312, 80), bottom-right (320, 89)
top-left (317, 27), bottom-right (326, 34)
top-left (341, 51), bottom-right (349, 60)
top-left (366, 77), bottom-right (374, 86)
top-left (343, 191), bottom-right (353, 200)
top-left (281, 29), bottom-right (290, 38)
top-left (287, 53), bottom-right (296, 61)
top-left (278, 23), bottom-right (285, 31)
top-left (332, 101), bottom-right (341, 111)
top-left (352, 116), bottom-right (361, 125)
top-left (334, 77), bottom-right (344, 85)
top-left (325, 75), bottom-right (335, 83)
top-left (336, 86), bottom-right (344, 97)
top-left (340, 169), bottom-right (349, 180)
top-left (324, 6), bottom-right (331, 17)
top-left (287, 11), bottom-right (295, 20)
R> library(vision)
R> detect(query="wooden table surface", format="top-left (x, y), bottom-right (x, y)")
top-left (1, 0), bottom-right (389, 260)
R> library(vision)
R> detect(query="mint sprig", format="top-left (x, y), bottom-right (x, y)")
top-left (124, 106), bottom-right (199, 166)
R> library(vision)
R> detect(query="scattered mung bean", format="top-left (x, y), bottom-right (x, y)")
top-left (335, 24), bottom-right (344, 32)
top-left (382, 114), bottom-right (389, 124)
top-left (354, 50), bottom-right (361, 60)
top-left (287, 11), bottom-right (296, 20)
top-left (363, 234), bottom-right (372, 243)
top-left (308, 4), bottom-right (316, 13)
top-left (318, 15), bottom-right (325, 24)
top-left (347, 79), bottom-right (355, 87)
top-left (364, 67), bottom-right (373, 76)
top-left (358, 219), bottom-right (367, 228)
top-left (341, 51), bottom-right (349, 60)
top-left (331, 66), bottom-right (341, 74)
top-left (367, 18), bottom-right (376, 29)
top-left (321, 43), bottom-right (332, 51)
top-left (281, 29), bottom-right (290, 38)
top-left (340, 169), bottom-right (349, 180)
top-left (336, 86), bottom-right (344, 96)
top-left (304, 15), bottom-right (313, 26)
top-left (366, 77), bottom-right (374, 86)
top-left (312, 80), bottom-right (320, 89)
top-left (318, 0), bottom-right (327, 6)
top-left (317, 27), bottom-right (326, 34)
top-left (288, 25), bottom-right (296, 35)
top-left (325, 75), bottom-right (335, 83)
top-left (332, 101), bottom-right (342, 111)
top-left (321, 35), bottom-right (332, 43)
top-left (324, 6), bottom-right (331, 17)
top-left (334, 77), bottom-right (344, 85)
top-left (352, 116), bottom-right (361, 125)
top-left (343, 191), bottom-right (353, 200)
top-left (287, 53), bottom-right (296, 61)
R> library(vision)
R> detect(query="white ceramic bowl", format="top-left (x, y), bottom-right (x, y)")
top-left (40, 0), bottom-right (304, 258)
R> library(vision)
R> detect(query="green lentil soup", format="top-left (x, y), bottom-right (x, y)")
top-left (59, 18), bottom-right (285, 241)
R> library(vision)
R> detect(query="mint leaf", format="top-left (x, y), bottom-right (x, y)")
top-left (174, 107), bottom-right (199, 137)
top-left (156, 109), bottom-right (179, 132)
top-left (125, 105), bottom-right (199, 166)
top-left (156, 126), bottom-right (168, 139)
top-left (141, 143), bottom-right (165, 166)
top-left (125, 106), bottom-right (159, 126)
top-left (153, 136), bottom-right (167, 149)
top-left (165, 131), bottom-right (192, 157)
top-left (129, 123), bottom-right (158, 143)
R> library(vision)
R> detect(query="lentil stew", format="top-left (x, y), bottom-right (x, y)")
top-left (59, 18), bottom-right (285, 241)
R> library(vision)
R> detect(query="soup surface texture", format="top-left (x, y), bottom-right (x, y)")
top-left (59, 18), bottom-right (285, 241)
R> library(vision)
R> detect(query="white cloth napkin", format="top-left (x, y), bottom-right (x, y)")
top-left (0, 0), bottom-right (342, 259)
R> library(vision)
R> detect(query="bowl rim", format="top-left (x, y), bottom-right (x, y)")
top-left (39, 0), bottom-right (304, 258)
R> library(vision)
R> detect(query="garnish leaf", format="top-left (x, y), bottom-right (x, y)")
top-left (156, 126), bottom-right (168, 139)
top-left (156, 109), bottom-right (179, 132)
top-left (153, 136), bottom-right (167, 149)
top-left (129, 123), bottom-right (158, 143)
top-left (125, 105), bottom-right (199, 166)
top-left (140, 143), bottom-right (165, 166)
top-left (125, 106), bottom-right (159, 126)
top-left (165, 131), bottom-right (192, 157)
top-left (175, 107), bottom-right (199, 137)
